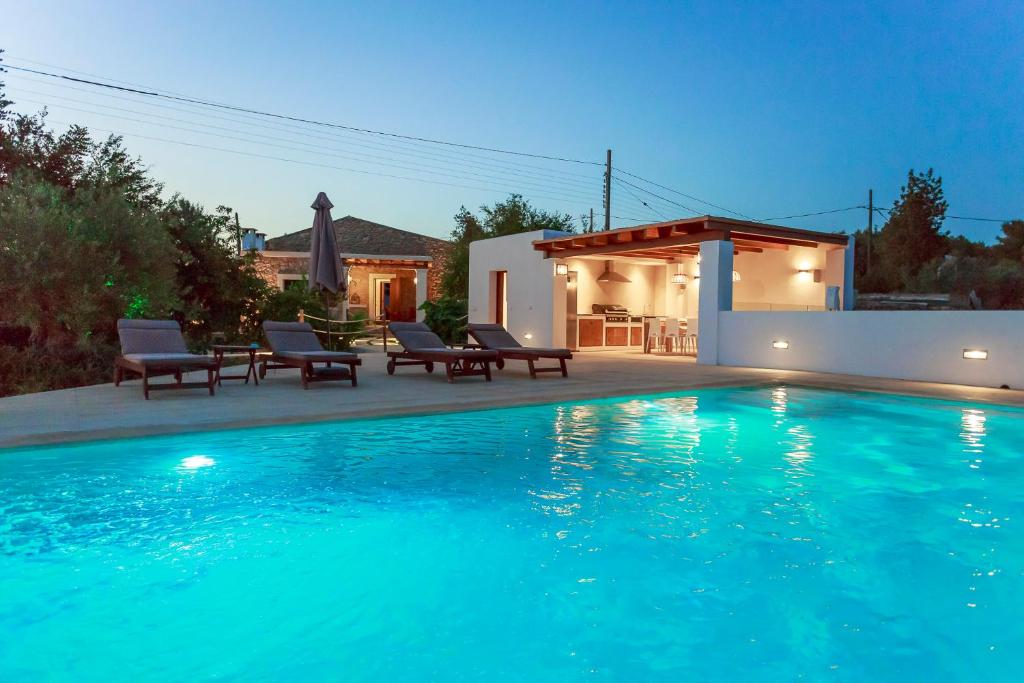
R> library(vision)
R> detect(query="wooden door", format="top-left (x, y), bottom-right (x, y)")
top-left (494, 271), bottom-right (507, 325)
top-left (390, 275), bottom-right (417, 321)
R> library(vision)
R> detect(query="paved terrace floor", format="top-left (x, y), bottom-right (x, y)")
top-left (2, 350), bottom-right (1024, 449)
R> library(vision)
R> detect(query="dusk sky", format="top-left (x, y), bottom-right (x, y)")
top-left (1, 1), bottom-right (1021, 242)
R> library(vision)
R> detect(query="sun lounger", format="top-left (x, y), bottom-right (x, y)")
top-left (259, 321), bottom-right (361, 389)
top-left (466, 323), bottom-right (572, 378)
top-left (114, 319), bottom-right (217, 399)
top-left (387, 322), bottom-right (498, 383)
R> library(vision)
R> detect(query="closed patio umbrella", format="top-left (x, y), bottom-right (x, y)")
top-left (308, 192), bottom-right (346, 346)
top-left (308, 192), bottom-right (345, 294)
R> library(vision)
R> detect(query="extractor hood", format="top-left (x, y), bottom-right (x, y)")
top-left (596, 260), bottom-right (631, 283)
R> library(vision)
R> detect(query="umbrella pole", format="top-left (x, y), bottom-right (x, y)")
top-left (326, 290), bottom-right (332, 350)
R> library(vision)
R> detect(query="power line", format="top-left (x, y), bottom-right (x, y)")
top-left (872, 205), bottom-right (1014, 224)
top-left (611, 174), bottom-right (704, 216)
top-left (760, 206), bottom-right (865, 221)
top-left (9, 92), bottom-right (604, 203)
top-left (41, 117), bottom-right (603, 214)
top-left (4, 63), bottom-right (603, 167)
top-left (613, 177), bottom-right (669, 220)
top-left (613, 167), bottom-right (755, 220)
top-left (4, 72), bottom-right (605, 187)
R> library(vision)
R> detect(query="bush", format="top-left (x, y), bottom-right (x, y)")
top-left (258, 285), bottom-right (327, 327)
top-left (419, 296), bottom-right (467, 344)
top-left (0, 343), bottom-right (119, 397)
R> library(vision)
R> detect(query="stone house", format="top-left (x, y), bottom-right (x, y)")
top-left (250, 215), bottom-right (450, 321)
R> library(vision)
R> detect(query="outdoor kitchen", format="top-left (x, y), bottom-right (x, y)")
top-left (467, 220), bottom-right (853, 358)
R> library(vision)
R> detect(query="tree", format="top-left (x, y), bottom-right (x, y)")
top-left (162, 198), bottom-right (271, 346)
top-left (993, 220), bottom-right (1024, 263)
top-left (0, 171), bottom-right (179, 347)
top-left (440, 206), bottom-right (483, 301)
top-left (874, 168), bottom-right (949, 290)
top-left (439, 194), bottom-right (576, 299)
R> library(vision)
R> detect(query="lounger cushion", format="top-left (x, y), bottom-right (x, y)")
top-left (275, 350), bottom-right (359, 362)
top-left (263, 321), bottom-right (326, 353)
top-left (467, 324), bottom-right (522, 349)
top-left (467, 323), bottom-right (571, 358)
top-left (117, 319), bottom-right (190, 355)
top-left (389, 322), bottom-right (449, 351)
top-left (122, 353), bottom-right (216, 366)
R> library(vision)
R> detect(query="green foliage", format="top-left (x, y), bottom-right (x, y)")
top-left (419, 296), bottom-right (468, 344)
top-left (259, 279), bottom-right (327, 326)
top-left (860, 169), bottom-right (950, 292)
top-left (852, 167), bottom-right (1024, 308)
top-left (0, 342), bottom-right (119, 398)
top-left (440, 194), bottom-right (576, 300)
top-left (0, 172), bottom-right (179, 348)
top-left (945, 257), bottom-right (1024, 309)
top-left (993, 220), bottom-right (1024, 262)
top-left (162, 198), bottom-right (271, 348)
top-left (0, 81), bottom-right (275, 393)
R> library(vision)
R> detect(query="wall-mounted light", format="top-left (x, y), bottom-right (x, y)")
top-left (555, 263), bottom-right (568, 276)
top-left (797, 268), bottom-right (823, 282)
top-left (671, 273), bottom-right (688, 285)
top-left (963, 349), bottom-right (988, 360)
top-left (524, 332), bottom-right (534, 340)
top-left (732, 271), bottom-right (741, 282)
top-left (772, 340), bottom-right (790, 350)
top-left (412, 276), bottom-right (418, 284)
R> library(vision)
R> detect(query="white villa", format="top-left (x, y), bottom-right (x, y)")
top-left (469, 216), bottom-right (1024, 389)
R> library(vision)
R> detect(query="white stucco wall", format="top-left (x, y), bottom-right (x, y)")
top-left (565, 258), bottom-right (666, 315)
top-left (716, 311), bottom-right (1024, 389)
top-left (469, 230), bottom-right (568, 347)
top-left (732, 244), bottom-right (842, 311)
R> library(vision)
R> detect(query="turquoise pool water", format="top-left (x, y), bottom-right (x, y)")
top-left (1, 386), bottom-right (1022, 681)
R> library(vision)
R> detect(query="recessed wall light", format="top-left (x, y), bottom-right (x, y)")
top-left (524, 332), bottom-right (534, 340)
top-left (772, 340), bottom-right (790, 350)
top-left (963, 349), bottom-right (988, 360)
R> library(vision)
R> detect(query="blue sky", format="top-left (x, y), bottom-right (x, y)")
top-left (1, 1), bottom-right (1021, 241)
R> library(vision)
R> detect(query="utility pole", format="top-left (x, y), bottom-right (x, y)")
top-left (589, 208), bottom-right (594, 233)
top-left (234, 211), bottom-right (242, 255)
top-left (866, 189), bottom-right (873, 275)
top-left (603, 149), bottom-right (612, 231)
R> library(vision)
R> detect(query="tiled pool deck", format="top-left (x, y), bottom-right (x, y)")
top-left (2, 350), bottom-right (1023, 448)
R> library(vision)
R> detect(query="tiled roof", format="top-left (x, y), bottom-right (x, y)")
top-left (264, 215), bottom-right (449, 256)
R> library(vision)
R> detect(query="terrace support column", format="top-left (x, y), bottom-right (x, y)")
top-left (843, 234), bottom-right (855, 310)
top-left (696, 239), bottom-right (733, 365)
top-left (415, 268), bottom-right (429, 322)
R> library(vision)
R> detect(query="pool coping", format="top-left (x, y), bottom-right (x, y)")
top-left (3, 357), bottom-right (1024, 451)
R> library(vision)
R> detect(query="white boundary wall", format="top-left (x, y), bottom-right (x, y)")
top-left (716, 311), bottom-right (1024, 388)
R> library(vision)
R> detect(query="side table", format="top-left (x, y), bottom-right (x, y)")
top-left (212, 345), bottom-right (266, 386)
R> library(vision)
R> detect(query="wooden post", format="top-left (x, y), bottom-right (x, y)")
top-left (298, 308), bottom-right (305, 323)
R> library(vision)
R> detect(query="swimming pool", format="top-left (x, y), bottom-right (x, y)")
top-left (1, 385), bottom-right (1022, 680)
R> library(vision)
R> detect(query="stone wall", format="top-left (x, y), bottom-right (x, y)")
top-left (254, 248), bottom-right (451, 310)
top-left (253, 254), bottom-right (308, 288)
